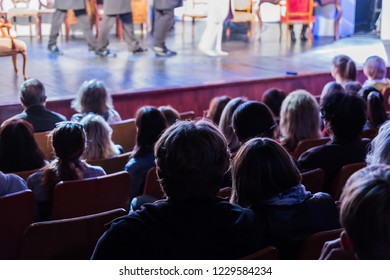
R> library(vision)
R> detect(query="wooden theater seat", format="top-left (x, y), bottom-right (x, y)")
top-left (20, 208), bottom-right (127, 260)
top-left (110, 118), bottom-right (137, 153)
top-left (241, 246), bottom-right (279, 260)
top-left (52, 171), bottom-right (131, 220)
top-left (301, 168), bottom-right (325, 194)
top-left (179, 110), bottom-right (196, 120)
top-left (0, 190), bottom-right (35, 259)
top-left (143, 166), bottom-right (165, 199)
top-left (292, 137), bottom-right (330, 159)
top-left (11, 168), bottom-right (41, 181)
top-left (33, 131), bottom-right (55, 161)
top-left (299, 228), bottom-right (343, 259)
top-left (86, 151), bottom-right (131, 174)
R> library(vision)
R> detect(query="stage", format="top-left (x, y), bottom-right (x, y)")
top-left (1, 21), bottom-right (389, 123)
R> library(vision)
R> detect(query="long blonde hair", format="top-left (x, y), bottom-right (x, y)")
top-left (279, 90), bottom-right (321, 152)
top-left (80, 114), bottom-right (119, 160)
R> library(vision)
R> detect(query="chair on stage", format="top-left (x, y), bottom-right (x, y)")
top-left (33, 131), bottom-right (55, 161)
top-left (20, 208), bottom-right (127, 260)
top-left (131, 0), bottom-right (149, 36)
top-left (254, 0), bottom-right (281, 36)
top-left (0, 0), bottom-right (6, 18)
top-left (315, 0), bottom-right (342, 40)
top-left (51, 171), bottom-right (131, 220)
top-left (226, 0), bottom-right (256, 39)
top-left (241, 246), bottom-right (279, 260)
top-left (301, 168), bottom-right (325, 194)
top-left (7, 0), bottom-right (40, 38)
top-left (143, 166), bottom-right (165, 199)
top-left (110, 118), bottom-right (137, 153)
top-left (181, 0), bottom-right (208, 37)
top-left (0, 190), bottom-right (35, 260)
top-left (291, 137), bottom-right (330, 159)
top-left (0, 17), bottom-right (27, 80)
top-left (86, 151), bottom-right (131, 175)
top-left (299, 228), bottom-right (343, 259)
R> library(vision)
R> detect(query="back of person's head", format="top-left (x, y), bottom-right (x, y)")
top-left (366, 121), bottom-right (390, 165)
top-left (72, 79), bottom-right (112, 115)
top-left (344, 81), bottom-right (362, 97)
top-left (233, 101), bottom-right (276, 142)
top-left (155, 120), bottom-right (229, 201)
top-left (321, 92), bottom-right (366, 142)
top-left (80, 114), bottom-right (118, 160)
top-left (364, 55), bottom-right (387, 80)
top-left (0, 119), bottom-right (45, 173)
top-left (133, 106), bottom-right (167, 158)
top-left (320, 82), bottom-right (345, 105)
top-left (340, 164), bottom-right (390, 259)
top-left (279, 89), bottom-right (321, 151)
top-left (230, 137), bottom-right (301, 207)
top-left (158, 105), bottom-right (180, 126)
top-left (261, 88), bottom-right (287, 118)
top-left (367, 91), bottom-right (387, 128)
top-left (332, 55), bottom-right (357, 82)
top-left (218, 97), bottom-right (247, 153)
top-left (206, 95), bottom-right (232, 125)
top-left (19, 78), bottom-right (46, 108)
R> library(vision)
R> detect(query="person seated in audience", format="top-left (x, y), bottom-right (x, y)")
top-left (366, 120), bottom-right (390, 165)
top-left (261, 88), bottom-right (286, 122)
top-left (27, 122), bottom-right (106, 221)
top-left (219, 97), bottom-right (247, 155)
top-left (0, 171), bottom-right (27, 196)
top-left (331, 55), bottom-right (357, 86)
top-left (80, 114), bottom-right (123, 160)
top-left (319, 81), bottom-right (345, 106)
top-left (298, 92), bottom-right (368, 193)
top-left (205, 96), bottom-right (232, 126)
top-left (362, 55), bottom-right (390, 92)
top-left (279, 89), bottom-right (321, 153)
top-left (1, 79), bottom-right (67, 132)
top-left (92, 120), bottom-right (268, 260)
top-left (71, 79), bottom-right (122, 124)
top-left (125, 106), bottom-right (167, 199)
top-left (230, 137), bottom-right (339, 259)
top-left (0, 119), bottom-right (46, 173)
top-left (359, 86), bottom-right (388, 131)
top-left (233, 101), bottom-right (277, 145)
top-left (320, 164), bottom-right (390, 260)
top-left (344, 81), bottom-right (362, 97)
top-left (158, 105), bottom-right (180, 127)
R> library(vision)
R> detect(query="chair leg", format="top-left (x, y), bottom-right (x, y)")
top-left (226, 22), bottom-right (230, 40)
top-left (12, 53), bottom-right (18, 75)
top-left (29, 16), bottom-right (32, 37)
top-left (21, 51), bottom-right (27, 80)
top-left (13, 17), bottom-right (17, 34)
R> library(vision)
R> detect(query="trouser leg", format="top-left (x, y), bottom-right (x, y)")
top-left (76, 13), bottom-right (97, 49)
top-left (199, 21), bottom-right (218, 51)
top-left (120, 13), bottom-right (140, 51)
top-left (215, 22), bottom-right (224, 52)
top-left (97, 15), bottom-right (116, 51)
top-left (48, 9), bottom-right (66, 47)
top-left (153, 8), bottom-right (174, 48)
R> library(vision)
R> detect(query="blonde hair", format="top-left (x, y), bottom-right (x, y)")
top-left (366, 120), bottom-right (390, 165)
top-left (279, 90), bottom-right (321, 152)
top-left (364, 56), bottom-right (387, 80)
top-left (80, 114), bottom-right (119, 160)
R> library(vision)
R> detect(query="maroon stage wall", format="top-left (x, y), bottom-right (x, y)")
top-left (0, 69), bottom-right (387, 123)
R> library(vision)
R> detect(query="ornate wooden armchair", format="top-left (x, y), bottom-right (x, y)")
top-left (0, 18), bottom-right (27, 80)
top-left (7, 0), bottom-right (40, 37)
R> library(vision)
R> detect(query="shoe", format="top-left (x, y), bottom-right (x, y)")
top-left (88, 46), bottom-right (96, 53)
top-left (200, 48), bottom-right (218, 57)
top-left (215, 50), bottom-right (229, 56)
top-left (290, 30), bottom-right (296, 43)
top-left (153, 46), bottom-right (177, 57)
top-left (96, 49), bottom-right (117, 58)
top-left (132, 47), bottom-right (148, 54)
top-left (300, 32), bottom-right (308, 41)
top-left (48, 45), bottom-right (63, 55)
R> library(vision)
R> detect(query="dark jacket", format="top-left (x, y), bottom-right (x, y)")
top-left (92, 198), bottom-right (268, 259)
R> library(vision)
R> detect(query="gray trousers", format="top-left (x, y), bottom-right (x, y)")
top-left (153, 8), bottom-right (174, 48)
top-left (97, 14), bottom-right (139, 52)
top-left (48, 9), bottom-right (96, 49)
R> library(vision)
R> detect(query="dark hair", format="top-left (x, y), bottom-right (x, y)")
top-left (0, 119), bottom-right (46, 173)
top-left (233, 101), bottom-right (276, 142)
top-left (344, 81), bottom-right (362, 97)
top-left (133, 106), bottom-right (167, 158)
top-left (320, 82), bottom-right (345, 105)
top-left (321, 92), bottom-right (366, 142)
top-left (333, 55), bottom-right (357, 82)
top-left (155, 120), bottom-right (230, 201)
top-left (158, 105), bottom-right (180, 127)
top-left (19, 78), bottom-right (46, 108)
top-left (367, 92), bottom-right (387, 128)
top-left (231, 138), bottom-right (301, 207)
top-left (206, 96), bottom-right (232, 125)
top-left (262, 88), bottom-right (287, 118)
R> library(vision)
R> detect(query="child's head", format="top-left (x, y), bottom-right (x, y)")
top-left (363, 56), bottom-right (387, 80)
top-left (340, 164), bottom-right (390, 259)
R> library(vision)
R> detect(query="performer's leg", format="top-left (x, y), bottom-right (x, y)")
top-left (120, 13), bottom-right (146, 53)
top-left (48, 9), bottom-right (66, 53)
top-left (75, 10), bottom-right (97, 51)
top-left (300, 24), bottom-right (308, 41)
top-left (97, 15), bottom-right (116, 51)
top-left (153, 8), bottom-right (176, 56)
top-left (289, 24), bottom-right (296, 42)
top-left (215, 22), bottom-right (228, 56)
top-left (198, 21), bottom-right (218, 53)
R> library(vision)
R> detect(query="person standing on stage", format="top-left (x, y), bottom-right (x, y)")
top-left (153, 0), bottom-right (183, 57)
top-left (198, 0), bottom-right (234, 57)
top-left (95, 0), bottom-right (147, 57)
top-left (47, 0), bottom-right (97, 55)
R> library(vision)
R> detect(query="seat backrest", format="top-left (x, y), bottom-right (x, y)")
top-left (110, 118), bottom-right (136, 153)
top-left (143, 167), bottom-right (165, 199)
top-left (33, 131), bottom-right (55, 161)
top-left (20, 208), bottom-right (126, 260)
top-left (52, 171), bottom-right (131, 220)
top-left (286, 0), bottom-right (313, 14)
top-left (11, 0), bottom-right (31, 8)
top-left (179, 111), bottom-right (195, 120)
top-left (382, 87), bottom-right (390, 111)
top-left (301, 168), bottom-right (325, 193)
top-left (235, 0), bottom-right (252, 12)
top-left (299, 228), bottom-right (343, 259)
top-left (11, 168), bottom-right (40, 181)
top-left (0, 190), bottom-right (35, 259)
top-left (292, 137), bottom-right (330, 159)
top-left (86, 151), bottom-right (131, 174)
top-left (131, 0), bottom-right (148, 25)
top-left (330, 162), bottom-right (366, 200)
top-left (241, 246), bottom-right (279, 260)
top-left (360, 128), bottom-right (378, 140)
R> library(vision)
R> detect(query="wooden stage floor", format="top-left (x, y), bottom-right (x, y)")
top-left (1, 22), bottom-right (389, 122)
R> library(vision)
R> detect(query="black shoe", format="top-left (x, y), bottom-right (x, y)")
top-left (153, 46), bottom-right (177, 57)
top-left (48, 45), bottom-right (63, 55)
top-left (300, 32), bottom-right (308, 41)
top-left (88, 46), bottom-right (96, 53)
top-left (96, 49), bottom-right (117, 58)
top-left (290, 30), bottom-right (296, 43)
top-left (132, 47), bottom-right (148, 54)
